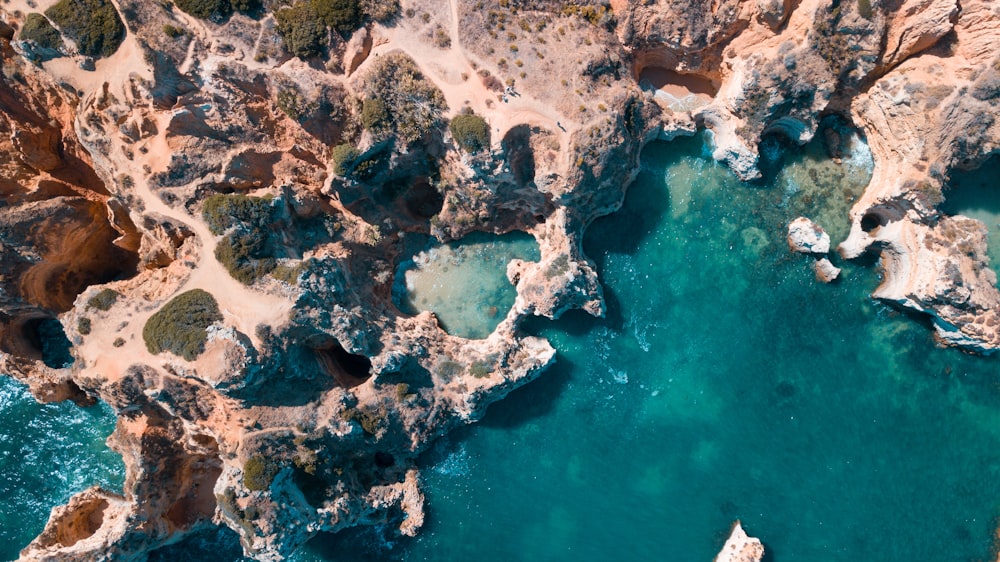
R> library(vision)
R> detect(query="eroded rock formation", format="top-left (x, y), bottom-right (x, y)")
top-left (0, 0), bottom-right (997, 560)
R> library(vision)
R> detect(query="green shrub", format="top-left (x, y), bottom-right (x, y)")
top-left (77, 317), bottom-right (91, 335)
top-left (244, 455), bottom-right (279, 491)
top-left (20, 13), bottom-right (63, 50)
top-left (162, 24), bottom-right (186, 38)
top-left (312, 0), bottom-right (360, 33)
top-left (174, 0), bottom-right (230, 19)
top-left (857, 0), bottom-right (873, 19)
top-left (276, 87), bottom-right (311, 121)
top-left (360, 97), bottom-right (389, 131)
top-left (87, 288), bottom-right (120, 311)
top-left (330, 143), bottom-right (360, 176)
top-left (202, 194), bottom-right (273, 235)
top-left (45, 0), bottom-right (124, 58)
top-left (215, 230), bottom-right (276, 284)
top-left (112, 337), bottom-right (125, 347)
top-left (275, 3), bottom-right (327, 59)
top-left (142, 289), bottom-right (222, 360)
top-left (271, 262), bottom-right (306, 285)
top-left (341, 404), bottom-right (387, 435)
top-left (449, 113), bottom-right (490, 153)
top-left (360, 0), bottom-right (398, 22)
top-left (361, 52), bottom-right (446, 144)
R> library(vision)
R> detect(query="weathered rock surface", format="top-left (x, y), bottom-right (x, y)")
top-left (714, 520), bottom-right (765, 562)
top-left (0, 0), bottom-right (997, 560)
top-left (814, 258), bottom-right (841, 283)
top-left (788, 217), bottom-right (831, 254)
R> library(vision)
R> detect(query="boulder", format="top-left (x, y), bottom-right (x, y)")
top-left (714, 521), bottom-right (764, 562)
top-left (787, 217), bottom-right (831, 254)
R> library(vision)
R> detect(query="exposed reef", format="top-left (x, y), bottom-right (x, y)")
top-left (0, 0), bottom-right (997, 560)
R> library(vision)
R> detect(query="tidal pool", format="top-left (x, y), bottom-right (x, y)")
top-left (393, 231), bottom-right (540, 339)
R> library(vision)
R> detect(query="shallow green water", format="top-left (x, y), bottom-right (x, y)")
top-left (12, 130), bottom-right (1000, 562)
top-left (0, 376), bottom-right (123, 560)
top-left (941, 156), bottom-right (1000, 283)
top-left (394, 231), bottom-right (540, 339)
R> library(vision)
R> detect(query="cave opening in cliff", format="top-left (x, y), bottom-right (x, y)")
top-left (637, 66), bottom-right (717, 112)
top-left (315, 342), bottom-right (373, 389)
top-left (23, 317), bottom-right (74, 368)
top-left (860, 211), bottom-right (887, 232)
top-left (403, 179), bottom-right (444, 219)
top-left (374, 451), bottom-right (395, 468)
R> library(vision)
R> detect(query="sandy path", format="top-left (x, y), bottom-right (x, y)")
top-left (360, 0), bottom-right (577, 164)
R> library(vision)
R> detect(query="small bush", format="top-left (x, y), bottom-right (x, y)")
top-left (20, 14), bottom-right (63, 50)
top-left (45, 0), bottom-right (124, 58)
top-left (77, 317), bottom-right (91, 335)
top-left (360, 0), bottom-right (398, 22)
top-left (275, 3), bottom-right (327, 59)
top-left (162, 24), bottom-right (186, 38)
top-left (87, 288), bottom-right (120, 311)
top-left (312, 0), bottom-right (360, 33)
top-left (174, 0), bottom-right (230, 19)
top-left (341, 404), bottom-right (387, 435)
top-left (361, 52), bottom-right (446, 144)
top-left (271, 262), bottom-right (306, 285)
top-left (244, 455), bottom-right (279, 491)
top-left (330, 143), bottom-right (360, 176)
top-left (215, 231), bottom-right (276, 284)
top-left (360, 97), bottom-right (389, 131)
top-left (202, 194), bottom-right (273, 235)
top-left (449, 112), bottom-right (490, 153)
top-left (112, 337), bottom-right (125, 347)
top-left (142, 289), bottom-right (222, 360)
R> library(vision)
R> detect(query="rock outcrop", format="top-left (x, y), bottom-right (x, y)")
top-left (0, 0), bottom-right (998, 560)
top-left (788, 217), bottom-right (831, 254)
top-left (714, 521), bottom-right (765, 562)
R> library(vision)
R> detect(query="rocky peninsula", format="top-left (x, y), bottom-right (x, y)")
top-left (0, 0), bottom-right (996, 559)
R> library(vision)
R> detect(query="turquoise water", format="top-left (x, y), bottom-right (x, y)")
top-left (941, 156), bottom-right (1000, 283)
top-left (0, 376), bottom-right (124, 560)
top-left (292, 132), bottom-right (1000, 561)
top-left (14, 130), bottom-right (1000, 562)
top-left (394, 231), bottom-right (540, 339)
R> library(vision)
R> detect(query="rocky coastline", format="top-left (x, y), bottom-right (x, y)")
top-left (0, 0), bottom-right (996, 560)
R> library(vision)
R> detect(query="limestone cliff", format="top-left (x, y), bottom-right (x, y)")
top-left (0, 0), bottom-right (997, 560)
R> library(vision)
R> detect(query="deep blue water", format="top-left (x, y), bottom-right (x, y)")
top-left (8, 130), bottom-right (1000, 562)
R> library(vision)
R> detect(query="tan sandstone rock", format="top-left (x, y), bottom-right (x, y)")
top-left (714, 520), bottom-right (764, 562)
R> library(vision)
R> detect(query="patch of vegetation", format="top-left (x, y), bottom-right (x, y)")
top-left (469, 360), bottom-right (492, 378)
top-left (313, 0), bottom-right (360, 33)
top-left (361, 52), bottom-right (447, 144)
top-left (202, 194), bottom-right (273, 235)
top-left (276, 87), bottom-right (314, 121)
top-left (330, 143), bottom-right (360, 176)
top-left (77, 317), bottom-right (91, 335)
top-left (45, 0), bottom-right (124, 58)
top-left (162, 24), bottom-right (186, 39)
top-left (449, 111), bottom-right (490, 153)
top-left (341, 404), bottom-right (387, 436)
top-left (202, 194), bottom-right (277, 284)
top-left (435, 360), bottom-right (463, 382)
top-left (360, 97), bottom-right (389, 131)
top-left (174, 0), bottom-right (230, 19)
top-left (112, 337), bottom-right (125, 347)
top-left (857, 0), bottom-right (873, 19)
top-left (87, 288), bottom-right (120, 311)
top-left (142, 289), bottom-right (222, 361)
top-left (360, 0), bottom-right (398, 22)
top-left (560, 4), bottom-right (613, 29)
top-left (271, 262), bottom-right (307, 285)
top-left (244, 455), bottom-right (280, 491)
top-left (20, 13), bottom-right (63, 50)
top-left (275, 3), bottom-right (327, 59)
top-left (216, 231), bottom-right (276, 284)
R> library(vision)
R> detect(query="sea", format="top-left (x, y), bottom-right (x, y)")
top-left (5, 126), bottom-right (1000, 562)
